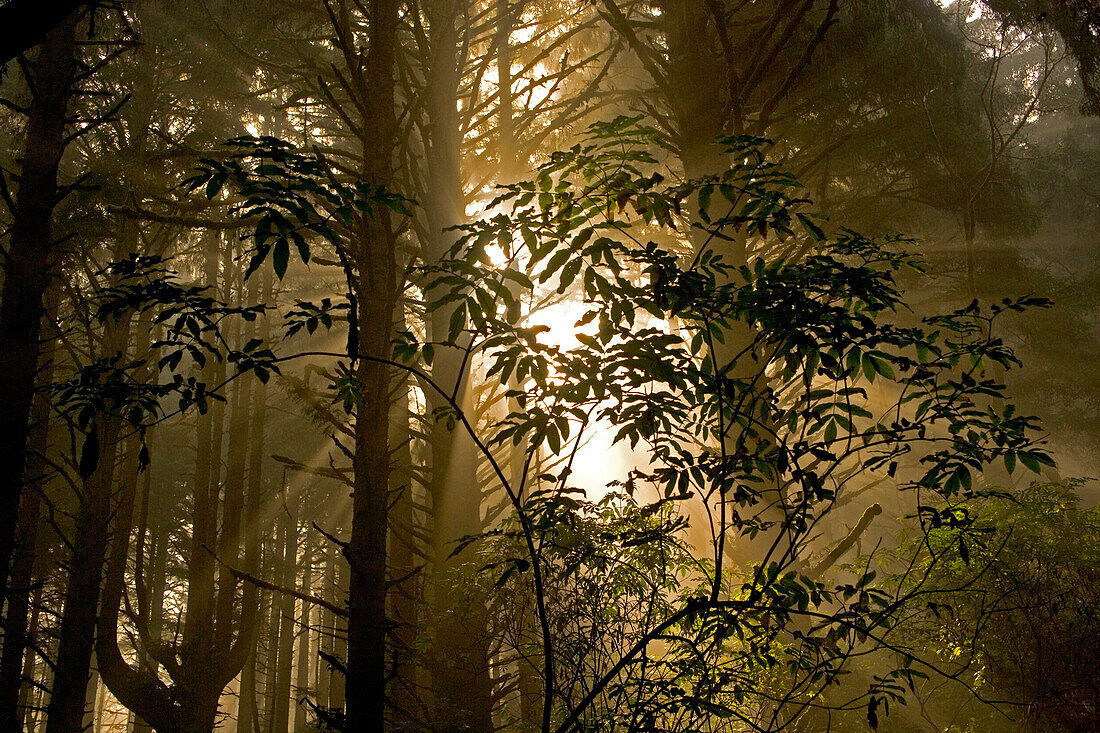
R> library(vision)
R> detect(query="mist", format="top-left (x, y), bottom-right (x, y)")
top-left (0, 1), bottom-right (1098, 731)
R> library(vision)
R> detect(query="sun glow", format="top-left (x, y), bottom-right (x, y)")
top-left (521, 296), bottom-right (656, 500)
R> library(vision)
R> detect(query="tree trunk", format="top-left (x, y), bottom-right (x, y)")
top-left (340, 0), bottom-right (401, 728)
top-left (328, 556), bottom-right (347, 717)
top-left (0, 9), bottom-right (77, 612)
top-left (0, 323), bottom-right (55, 732)
top-left (269, 517), bottom-right (296, 733)
top-left (388, 378), bottom-right (420, 731)
top-left (18, 584), bottom-right (42, 733)
top-left (293, 546), bottom-right (313, 733)
top-left (45, 416), bottom-right (124, 733)
top-left (418, 3), bottom-right (494, 728)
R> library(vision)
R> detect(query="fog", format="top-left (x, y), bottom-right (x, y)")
top-left (0, 1), bottom-right (1098, 731)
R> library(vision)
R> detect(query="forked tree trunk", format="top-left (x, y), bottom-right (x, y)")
top-left (97, 248), bottom-right (264, 733)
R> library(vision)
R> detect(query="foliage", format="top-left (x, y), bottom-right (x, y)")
top-left (479, 491), bottom-right (700, 731)
top-left (173, 116), bottom-right (1055, 731)
top-left (183, 136), bottom-right (414, 279)
top-left (900, 480), bottom-right (1100, 732)
top-left (48, 254), bottom-right (275, 472)
top-left (412, 116), bottom-right (1054, 730)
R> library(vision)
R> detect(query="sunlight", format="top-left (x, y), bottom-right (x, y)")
top-left (526, 297), bottom-right (655, 500)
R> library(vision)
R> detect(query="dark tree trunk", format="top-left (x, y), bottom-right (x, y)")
top-left (0, 326), bottom-right (55, 733)
top-left (387, 380), bottom-right (420, 732)
top-left (18, 584), bottom-right (42, 733)
top-left (0, 10), bottom-right (77, 614)
top-left (44, 416), bottom-right (124, 733)
top-left (339, 0), bottom-right (401, 729)
top-left (317, 542), bottom-right (342, 714)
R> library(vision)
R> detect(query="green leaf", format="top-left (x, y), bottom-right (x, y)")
top-left (1019, 452), bottom-right (1041, 474)
top-left (796, 212), bottom-right (826, 241)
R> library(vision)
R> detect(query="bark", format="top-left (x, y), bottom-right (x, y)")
top-left (269, 517), bottom-right (296, 733)
top-left (18, 585), bottom-right (42, 733)
top-left (293, 547), bottom-right (314, 733)
top-left (316, 543), bottom-right (340, 713)
top-left (0, 9), bottom-right (77, 615)
top-left (338, 0), bottom-right (401, 728)
top-left (418, 2), bottom-right (494, 728)
top-left (328, 557), bottom-right (347, 716)
top-left (388, 379), bottom-right (420, 731)
top-left (181, 233), bottom-right (227, 664)
top-left (237, 646), bottom-right (259, 733)
top-left (260, 561), bottom-right (281, 731)
top-left (239, 271), bottom-right (270, 732)
top-left (0, 326), bottom-right (55, 733)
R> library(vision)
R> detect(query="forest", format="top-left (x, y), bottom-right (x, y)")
top-left (1, 0), bottom-right (1100, 731)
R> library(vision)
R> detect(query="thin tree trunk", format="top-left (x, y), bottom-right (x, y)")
top-left (317, 543), bottom-right (338, 712)
top-left (19, 585), bottom-right (42, 733)
top-left (293, 546), bottom-right (313, 733)
top-left (260, 557), bottom-right (281, 732)
top-left (270, 517), bottom-right (296, 733)
top-left (388, 378), bottom-right (419, 731)
top-left (328, 557), bottom-right (347, 717)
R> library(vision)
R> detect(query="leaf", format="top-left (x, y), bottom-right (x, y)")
top-left (1019, 452), bottom-right (1041, 473)
top-left (137, 439), bottom-right (151, 474)
top-left (448, 303), bottom-right (467, 342)
top-left (558, 257), bottom-right (583, 293)
top-left (272, 238), bottom-right (290, 279)
top-left (79, 426), bottom-right (100, 480)
top-left (797, 212), bottom-right (826, 241)
top-left (540, 247), bottom-right (572, 283)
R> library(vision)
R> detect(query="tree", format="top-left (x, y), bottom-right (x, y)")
top-left (984, 0), bottom-right (1100, 115)
top-left (0, 5), bottom-right (80, 627)
top-left (900, 481), bottom-right (1100, 732)
top-left (182, 115), bottom-right (1051, 731)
